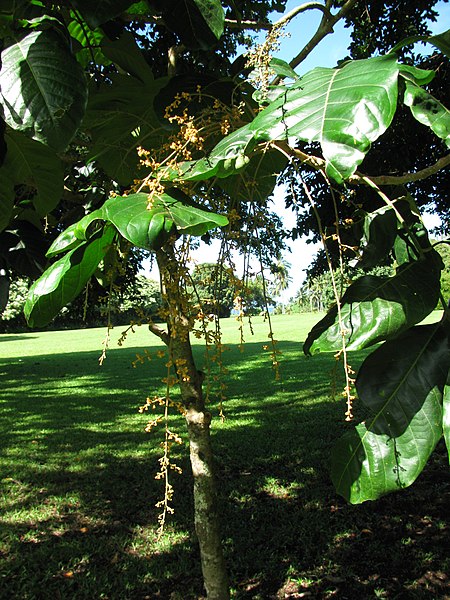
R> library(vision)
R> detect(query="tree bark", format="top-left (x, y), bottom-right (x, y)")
top-left (156, 246), bottom-right (230, 600)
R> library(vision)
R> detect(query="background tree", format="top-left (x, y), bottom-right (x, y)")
top-left (189, 263), bottom-right (237, 318)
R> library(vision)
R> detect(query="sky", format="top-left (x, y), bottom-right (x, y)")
top-left (142, 1), bottom-right (450, 302)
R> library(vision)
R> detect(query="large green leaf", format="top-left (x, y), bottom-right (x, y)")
top-left (0, 29), bottom-right (87, 152)
top-left (3, 128), bottom-right (63, 216)
top-left (357, 196), bottom-right (430, 269)
top-left (176, 56), bottom-right (403, 184)
top-left (249, 55), bottom-right (400, 183)
top-left (24, 226), bottom-right (115, 327)
top-left (331, 323), bottom-right (449, 503)
top-left (85, 74), bottom-right (167, 185)
top-left (304, 251), bottom-right (442, 354)
top-left (389, 29), bottom-right (450, 59)
top-left (103, 192), bottom-right (228, 250)
top-left (101, 31), bottom-right (154, 84)
top-left (403, 81), bottom-right (450, 148)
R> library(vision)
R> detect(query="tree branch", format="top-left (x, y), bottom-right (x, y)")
top-left (271, 140), bottom-right (326, 171)
top-left (274, 2), bottom-right (333, 28)
top-left (271, 140), bottom-right (450, 187)
top-left (350, 153), bottom-right (450, 186)
top-left (148, 319), bottom-right (170, 346)
top-left (225, 3), bottom-right (332, 31)
top-left (288, 0), bottom-right (359, 72)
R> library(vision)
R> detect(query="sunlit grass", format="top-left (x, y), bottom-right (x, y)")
top-left (0, 312), bottom-right (447, 599)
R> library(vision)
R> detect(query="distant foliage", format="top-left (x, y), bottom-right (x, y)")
top-left (0, 278), bottom-right (29, 330)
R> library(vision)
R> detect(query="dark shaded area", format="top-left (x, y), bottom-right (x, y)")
top-left (0, 338), bottom-right (448, 599)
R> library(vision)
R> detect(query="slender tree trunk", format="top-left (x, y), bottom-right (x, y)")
top-left (156, 247), bottom-right (229, 600)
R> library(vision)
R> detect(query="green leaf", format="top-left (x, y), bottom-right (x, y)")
top-left (250, 55), bottom-right (400, 183)
top-left (303, 251), bottom-right (442, 354)
top-left (85, 74), bottom-right (167, 185)
top-left (389, 29), bottom-right (450, 59)
top-left (444, 371), bottom-right (450, 462)
top-left (71, 0), bottom-right (135, 28)
top-left (67, 16), bottom-right (107, 68)
top-left (398, 64), bottom-right (435, 86)
top-left (0, 29), bottom-right (87, 152)
top-left (358, 196), bottom-right (430, 268)
top-left (24, 226), bottom-right (115, 327)
top-left (101, 30), bottom-right (154, 84)
top-left (403, 81), bottom-right (450, 148)
top-left (357, 205), bottom-right (398, 269)
top-left (46, 208), bottom-right (106, 257)
top-left (3, 128), bottom-right (63, 216)
top-left (103, 192), bottom-right (228, 250)
top-left (331, 323), bottom-right (448, 503)
top-left (192, 0), bottom-right (224, 40)
top-left (428, 29), bottom-right (450, 58)
top-left (268, 57), bottom-right (299, 81)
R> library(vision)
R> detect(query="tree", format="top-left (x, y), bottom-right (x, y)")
top-left (269, 257), bottom-right (292, 298)
top-left (1, 2), bottom-right (450, 598)
top-left (119, 274), bottom-right (162, 319)
top-left (189, 263), bottom-right (237, 317)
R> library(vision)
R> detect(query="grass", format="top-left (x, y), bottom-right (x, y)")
top-left (0, 313), bottom-right (448, 599)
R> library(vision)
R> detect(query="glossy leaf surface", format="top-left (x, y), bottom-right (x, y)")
top-left (178, 56), bottom-right (406, 183)
top-left (304, 252), bottom-right (442, 354)
top-left (357, 205), bottom-right (398, 269)
top-left (249, 55), bottom-right (400, 182)
top-left (0, 30), bottom-right (87, 152)
top-left (332, 324), bottom-right (448, 503)
top-left (24, 227), bottom-right (115, 327)
top-left (104, 192), bottom-right (228, 250)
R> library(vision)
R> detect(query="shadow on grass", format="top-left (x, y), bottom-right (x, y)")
top-left (0, 340), bottom-right (448, 599)
top-left (0, 334), bottom-right (39, 343)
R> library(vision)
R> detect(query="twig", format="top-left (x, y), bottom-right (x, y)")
top-left (287, 0), bottom-right (359, 73)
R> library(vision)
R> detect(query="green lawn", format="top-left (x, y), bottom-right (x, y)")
top-left (0, 313), bottom-right (448, 599)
